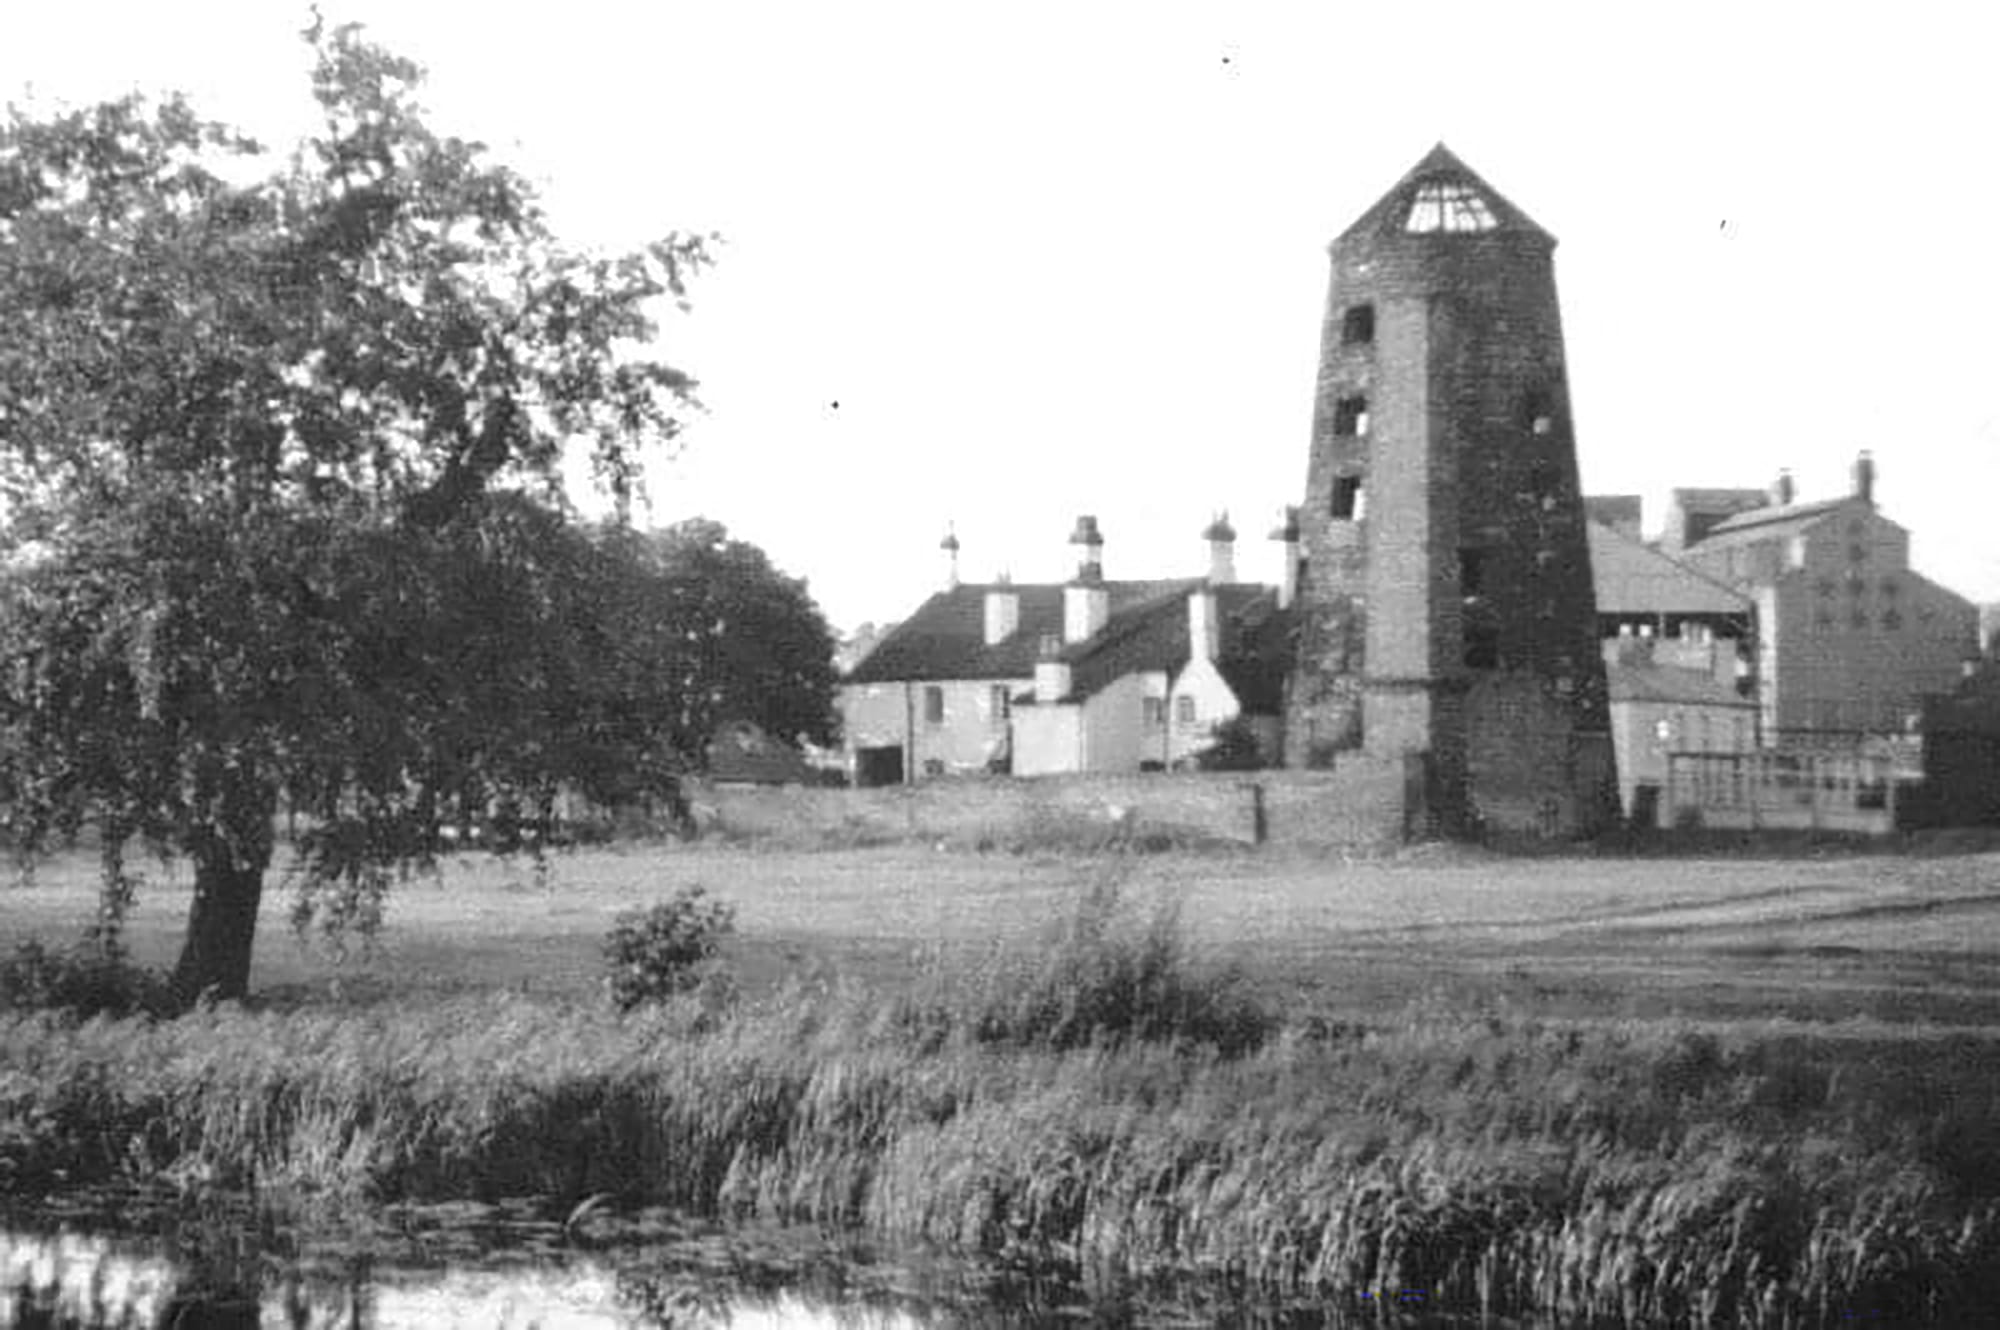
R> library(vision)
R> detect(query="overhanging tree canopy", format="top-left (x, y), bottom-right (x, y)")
top-left (0, 22), bottom-right (713, 1001)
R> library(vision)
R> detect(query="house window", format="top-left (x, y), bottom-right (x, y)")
top-left (1459, 548), bottom-right (1488, 598)
top-left (989, 684), bottom-right (1011, 722)
top-left (1464, 625), bottom-right (1500, 669)
top-left (1850, 608), bottom-right (1869, 631)
top-left (1332, 395), bottom-right (1368, 437)
top-left (923, 685), bottom-right (945, 724)
top-left (1787, 537), bottom-right (1807, 570)
top-left (1331, 474), bottom-right (1364, 520)
top-left (1883, 608), bottom-right (1903, 631)
top-left (1175, 696), bottom-right (1197, 724)
top-left (1143, 697), bottom-right (1165, 726)
top-left (1341, 304), bottom-right (1375, 345)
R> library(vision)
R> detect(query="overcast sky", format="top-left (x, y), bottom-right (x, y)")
top-left (7, 2), bottom-right (1998, 631)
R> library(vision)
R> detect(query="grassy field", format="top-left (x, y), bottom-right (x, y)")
top-left (11, 838), bottom-right (2000, 1027)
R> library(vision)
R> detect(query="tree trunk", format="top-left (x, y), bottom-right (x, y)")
top-left (172, 793), bottom-right (277, 1005)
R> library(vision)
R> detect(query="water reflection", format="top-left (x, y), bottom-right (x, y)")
top-left (1, 1208), bottom-right (1049, 1329)
top-left (2, 1198), bottom-right (1461, 1328)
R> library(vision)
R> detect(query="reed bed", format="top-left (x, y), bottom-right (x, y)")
top-left (7, 995), bottom-right (2000, 1325)
top-left (8, 876), bottom-right (2000, 1327)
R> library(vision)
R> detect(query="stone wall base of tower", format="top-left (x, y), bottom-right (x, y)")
top-left (1284, 601), bottom-right (1365, 769)
top-left (1465, 672), bottom-right (1619, 838)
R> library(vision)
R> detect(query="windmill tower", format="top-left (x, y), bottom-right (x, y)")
top-left (1286, 145), bottom-right (1615, 836)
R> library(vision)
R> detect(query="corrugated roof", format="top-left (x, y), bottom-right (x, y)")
top-left (1589, 522), bottom-right (1752, 617)
top-left (1606, 660), bottom-right (1756, 708)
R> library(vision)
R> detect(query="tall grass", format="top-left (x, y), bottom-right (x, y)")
top-left (5, 889), bottom-right (2000, 1324)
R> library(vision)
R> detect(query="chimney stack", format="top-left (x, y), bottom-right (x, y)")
top-left (1853, 450), bottom-right (1876, 506)
top-left (1771, 469), bottom-right (1795, 507)
top-left (1034, 632), bottom-right (1072, 704)
top-left (1064, 515), bottom-right (1109, 643)
top-left (1271, 507), bottom-right (1301, 610)
top-left (1202, 512), bottom-right (1237, 585)
top-left (983, 573), bottom-right (1018, 646)
top-left (1188, 587), bottom-right (1219, 662)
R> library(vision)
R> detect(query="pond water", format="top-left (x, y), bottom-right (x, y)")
top-left (0, 1192), bottom-right (1472, 1328)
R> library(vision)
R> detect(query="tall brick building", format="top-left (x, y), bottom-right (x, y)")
top-left (1283, 145), bottom-right (1616, 835)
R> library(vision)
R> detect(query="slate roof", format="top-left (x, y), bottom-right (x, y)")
top-left (705, 720), bottom-right (813, 784)
top-left (1588, 522), bottom-right (1752, 618)
top-left (1061, 583), bottom-right (1287, 705)
top-left (1606, 659), bottom-right (1756, 708)
top-left (848, 579), bottom-right (1293, 714)
top-left (1671, 487), bottom-right (1770, 514)
top-left (844, 580), bottom-right (1193, 685)
top-left (1694, 495), bottom-right (1881, 546)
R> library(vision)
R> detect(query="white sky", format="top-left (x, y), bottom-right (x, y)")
top-left (7, 1), bottom-right (1999, 632)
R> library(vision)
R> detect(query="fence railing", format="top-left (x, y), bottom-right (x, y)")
top-left (1662, 749), bottom-right (1899, 834)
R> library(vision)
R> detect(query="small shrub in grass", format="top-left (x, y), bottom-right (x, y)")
top-left (0, 939), bottom-right (172, 1017)
top-left (603, 886), bottom-right (737, 1011)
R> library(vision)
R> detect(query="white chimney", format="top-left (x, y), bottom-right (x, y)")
top-left (1188, 587), bottom-right (1219, 662)
top-left (1203, 512), bottom-right (1237, 585)
top-left (1063, 514), bottom-right (1109, 644)
top-left (1035, 633), bottom-right (1072, 703)
top-left (1065, 582), bottom-right (1109, 644)
top-left (983, 577), bottom-right (1018, 646)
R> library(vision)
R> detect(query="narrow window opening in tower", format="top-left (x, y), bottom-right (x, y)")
top-left (1464, 624), bottom-right (1500, 669)
top-left (1459, 548), bottom-right (1487, 597)
top-left (1520, 389), bottom-right (1556, 436)
top-left (1522, 461), bottom-right (1560, 506)
top-left (1341, 304), bottom-right (1375, 345)
top-left (1333, 396), bottom-right (1368, 437)
top-left (1331, 475), bottom-right (1364, 521)
top-left (1406, 181), bottom-right (1498, 233)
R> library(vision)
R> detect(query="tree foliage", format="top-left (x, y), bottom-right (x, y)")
top-left (0, 22), bottom-right (713, 1001)
top-left (618, 518), bottom-right (839, 759)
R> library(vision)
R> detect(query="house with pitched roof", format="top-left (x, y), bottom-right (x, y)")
top-left (839, 516), bottom-right (1291, 783)
top-left (1665, 453), bottom-right (1979, 741)
top-left (1587, 520), bottom-right (1759, 818)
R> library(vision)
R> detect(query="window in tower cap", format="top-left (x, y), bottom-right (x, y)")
top-left (1405, 180), bottom-right (1498, 233)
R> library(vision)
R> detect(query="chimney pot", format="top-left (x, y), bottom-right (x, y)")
top-left (1853, 450), bottom-right (1876, 505)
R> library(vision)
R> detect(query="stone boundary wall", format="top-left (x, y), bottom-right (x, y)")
top-left (690, 760), bottom-right (1409, 852)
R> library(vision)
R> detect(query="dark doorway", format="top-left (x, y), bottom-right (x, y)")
top-left (855, 746), bottom-right (905, 788)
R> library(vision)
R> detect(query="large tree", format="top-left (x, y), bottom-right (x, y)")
top-left (632, 518), bottom-right (839, 760)
top-left (0, 23), bottom-right (711, 1001)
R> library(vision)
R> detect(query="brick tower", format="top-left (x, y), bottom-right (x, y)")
top-left (1286, 145), bottom-right (1616, 836)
